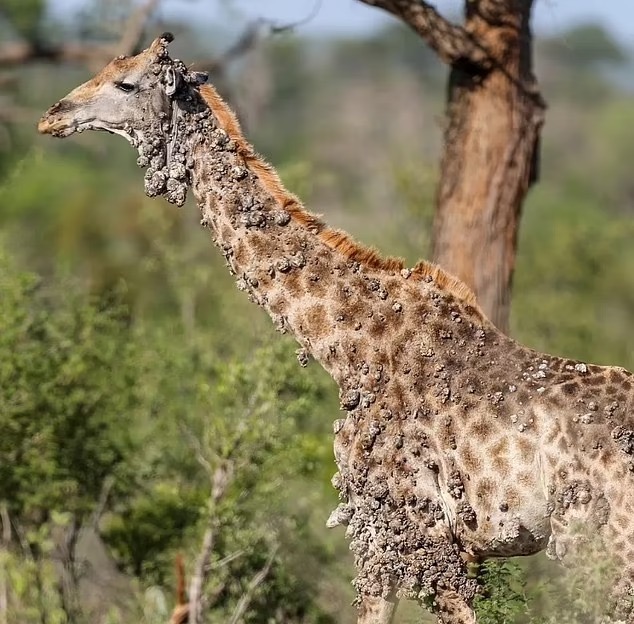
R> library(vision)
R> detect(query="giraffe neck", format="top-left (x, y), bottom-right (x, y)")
top-left (182, 102), bottom-right (355, 381)
top-left (171, 85), bottom-right (492, 390)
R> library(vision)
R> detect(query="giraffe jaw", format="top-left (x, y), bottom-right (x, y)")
top-left (38, 114), bottom-right (142, 147)
top-left (101, 124), bottom-right (143, 147)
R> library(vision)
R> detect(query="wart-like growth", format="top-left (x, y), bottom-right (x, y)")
top-left (39, 34), bottom-right (634, 624)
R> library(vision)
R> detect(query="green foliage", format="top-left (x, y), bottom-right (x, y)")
top-left (0, 245), bottom-right (138, 522)
top-left (103, 483), bottom-right (204, 580)
top-left (2, 542), bottom-right (67, 624)
top-left (80, 196), bottom-right (333, 619)
top-left (513, 165), bottom-right (634, 368)
top-left (0, 225), bottom-right (335, 622)
top-left (1, 11), bottom-right (634, 624)
top-left (474, 560), bottom-right (533, 624)
top-left (520, 538), bottom-right (629, 624)
top-left (0, 0), bottom-right (45, 40)
top-left (392, 158), bottom-right (436, 262)
top-left (329, 24), bottom-right (441, 85)
top-left (0, 244), bottom-right (141, 624)
top-left (255, 37), bottom-right (311, 161)
top-left (542, 23), bottom-right (627, 67)
top-left (102, 302), bottom-right (334, 617)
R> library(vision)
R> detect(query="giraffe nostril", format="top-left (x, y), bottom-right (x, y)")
top-left (48, 99), bottom-right (76, 116)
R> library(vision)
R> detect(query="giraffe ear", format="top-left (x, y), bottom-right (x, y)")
top-left (164, 67), bottom-right (207, 97)
top-left (164, 66), bottom-right (182, 97)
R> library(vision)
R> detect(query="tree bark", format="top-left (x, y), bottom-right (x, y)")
top-left (358, 0), bottom-right (546, 331)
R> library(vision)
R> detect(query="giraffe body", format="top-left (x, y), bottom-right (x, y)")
top-left (38, 34), bottom-right (634, 623)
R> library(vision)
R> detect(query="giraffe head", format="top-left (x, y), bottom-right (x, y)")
top-left (38, 32), bottom-right (207, 142)
top-left (38, 33), bottom-right (209, 205)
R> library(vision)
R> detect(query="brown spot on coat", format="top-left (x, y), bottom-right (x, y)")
top-left (517, 437), bottom-right (534, 462)
top-left (561, 382), bottom-right (579, 396)
top-left (303, 304), bottom-right (329, 340)
top-left (461, 443), bottom-right (481, 473)
top-left (471, 418), bottom-right (493, 441)
top-left (476, 478), bottom-right (494, 500)
top-left (198, 83), bottom-right (486, 313)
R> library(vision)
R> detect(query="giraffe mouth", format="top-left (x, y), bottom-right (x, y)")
top-left (37, 115), bottom-right (140, 146)
top-left (37, 116), bottom-right (78, 138)
top-left (37, 114), bottom-right (102, 138)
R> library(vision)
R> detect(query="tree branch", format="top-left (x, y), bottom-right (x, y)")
top-left (90, 476), bottom-right (115, 531)
top-left (186, 524), bottom-right (214, 624)
top-left (114, 0), bottom-right (161, 57)
top-left (57, 516), bottom-right (82, 623)
top-left (170, 459), bottom-right (234, 624)
top-left (187, 462), bottom-right (233, 624)
top-left (227, 545), bottom-right (278, 624)
top-left (192, 20), bottom-right (271, 77)
top-left (169, 554), bottom-right (190, 624)
top-left (355, 0), bottom-right (489, 67)
top-left (0, 0), bottom-right (159, 71)
top-left (0, 40), bottom-right (110, 69)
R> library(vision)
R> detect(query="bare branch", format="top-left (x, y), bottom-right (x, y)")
top-left (0, 0), bottom-right (159, 71)
top-left (9, 519), bottom-right (31, 561)
top-left (191, 20), bottom-right (270, 76)
top-left (212, 549), bottom-right (244, 570)
top-left (186, 463), bottom-right (234, 624)
top-left (169, 554), bottom-right (189, 624)
top-left (57, 516), bottom-right (82, 623)
top-left (187, 524), bottom-right (214, 624)
top-left (227, 544), bottom-right (279, 624)
top-left (180, 423), bottom-right (214, 476)
top-left (355, 0), bottom-right (489, 67)
top-left (191, 11), bottom-right (308, 78)
top-left (267, 0), bottom-right (325, 33)
top-left (90, 476), bottom-right (115, 531)
top-left (0, 40), bottom-right (110, 70)
top-left (114, 0), bottom-right (161, 57)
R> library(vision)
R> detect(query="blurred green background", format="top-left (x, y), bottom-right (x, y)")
top-left (1, 1), bottom-right (633, 622)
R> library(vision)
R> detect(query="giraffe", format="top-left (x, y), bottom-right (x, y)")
top-left (38, 34), bottom-right (634, 624)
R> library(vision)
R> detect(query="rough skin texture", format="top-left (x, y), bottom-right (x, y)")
top-left (38, 36), bottom-right (634, 624)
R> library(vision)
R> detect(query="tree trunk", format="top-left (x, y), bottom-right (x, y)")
top-left (432, 1), bottom-right (544, 331)
top-left (357, 0), bottom-right (546, 331)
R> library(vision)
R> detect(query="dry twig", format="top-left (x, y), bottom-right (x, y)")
top-left (227, 544), bottom-right (279, 624)
top-left (187, 462), bottom-right (233, 624)
top-left (0, 0), bottom-right (160, 72)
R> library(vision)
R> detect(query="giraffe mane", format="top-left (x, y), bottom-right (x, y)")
top-left (199, 84), bottom-right (480, 310)
top-left (411, 260), bottom-right (479, 307)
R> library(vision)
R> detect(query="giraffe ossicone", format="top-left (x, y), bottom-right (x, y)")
top-left (38, 34), bottom-right (634, 624)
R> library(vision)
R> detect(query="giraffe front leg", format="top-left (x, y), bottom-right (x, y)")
top-left (434, 588), bottom-right (477, 624)
top-left (356, 592), bottom-right (399, 624)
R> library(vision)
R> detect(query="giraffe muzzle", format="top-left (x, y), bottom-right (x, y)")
top-left (37, 116), bottom-right (76, 137)
top-left (37, 99), bottom-right (80, 137)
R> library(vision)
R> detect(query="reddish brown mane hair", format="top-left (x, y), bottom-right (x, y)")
top-left (199, 85), bottom-right (480, 309)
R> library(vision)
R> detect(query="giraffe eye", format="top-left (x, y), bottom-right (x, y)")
top-left (114, 81), bottom-right (136, 93)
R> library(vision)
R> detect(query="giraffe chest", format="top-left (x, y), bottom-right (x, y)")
top-left (448, 457), bottom-right (553, 557)
top-left (445, 415), bottom-right (554, 557)
top-left (332, 401), bottom-right (553, 558)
